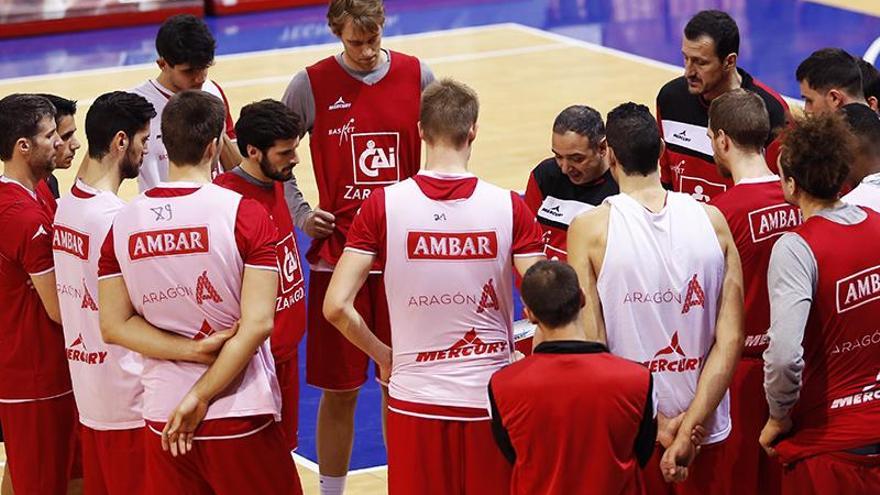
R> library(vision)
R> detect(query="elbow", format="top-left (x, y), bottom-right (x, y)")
top-left (322, 296), bottom-right (346, 331)
top-left (47, 307), bottom-right (62, 325)
top-left (252, 317), bottom-right (274, 342)
top-left (99, 313), bottom-right (119, 345)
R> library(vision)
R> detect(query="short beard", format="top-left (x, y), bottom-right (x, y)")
top-left (259, 154), bottom-right (292, 182)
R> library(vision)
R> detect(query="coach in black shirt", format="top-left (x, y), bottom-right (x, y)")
top-left (489, 261), bottom-right (656, 495)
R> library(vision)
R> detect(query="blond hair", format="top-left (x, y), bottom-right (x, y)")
top-left (327, 0), bottom-right (385, 36)
top-left (420, 79), bottom-right (480, 149)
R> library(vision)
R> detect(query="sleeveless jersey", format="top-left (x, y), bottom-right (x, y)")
top-left (597, 192), bottom-right (730, 443)
top-left (53, 180), bottom-right (143, 429)
top-left (105, 183), bottom-right (280, 422)
top-left (130, 79), bottom-right (235, 192)
top-left (710, 176), bottom-right (802, 357)
top-left (775, 209), bottom-right (880, 463)
top-left (306, 51), bottom-right (422, 267)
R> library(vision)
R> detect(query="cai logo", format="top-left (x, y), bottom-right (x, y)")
top-left (351, 132), bottom-right (401, 185)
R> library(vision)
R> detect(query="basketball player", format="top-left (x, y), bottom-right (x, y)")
top-left (214, 99), bottom-right (307, 452)
top-left (796, 48), bottom-right (867, 115)
top-left (523, 105), bottom-right (617, 261)
top-left (36, 94), bottom-right (80, 202)
top-left (708, 89), bottom-right (802, 495)
top-left (761, 114), bottom-right (880, 494)
top-left (281, 1), bottom-right (434, 491)
top-left (841, 103), bottom-right (880, 211)
top-left (0, 94), bottom-right (77, 494)
top-left (97, 91), bottom-right (301, 494)
top-left (568, 102), bottom-right (744, 494)
top-left (489, 260), bottom-right (656, 495)
top-left (323, 79), bottom-right (545, 494)
top-left (656, 10), bottom-right (788, 202)
top-left (131, 14), bottom-right (240, 192)
top-left (857, 59), bottom-right (880, 113)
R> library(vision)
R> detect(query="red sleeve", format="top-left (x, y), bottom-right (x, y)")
top-left (765, 137), bottom-right (782, 174)
top-left (235, 198), bottom-right (278, 269)
top-left (97, 227), bottom-right (122, 278)
top-left (213, 81), bottom-right (237, 140)
top-left (510, 192), bottom-right (544, 256)
top-left (523, 172), bottom-right (543, 215)
top-left (345, 188), bottom-right (386, 258)
top-left (15, 205), bottom-right (54, 275)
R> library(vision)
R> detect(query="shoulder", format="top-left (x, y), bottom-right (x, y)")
top-left (490, 356), bottom-right (539, 389)
top-left (530, 158), bottom-right (562, 188)
top-left (744, 71), bottom-right (789, 125)
top-left (657, 76), bottom-right (689, 104)
top-left (570, 202), bottom-right (611, 243)
top-left (213, 170), bottom-right (243, 190)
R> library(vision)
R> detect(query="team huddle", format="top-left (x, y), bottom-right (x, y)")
top-left (0, 1), bottom-right (878, 495)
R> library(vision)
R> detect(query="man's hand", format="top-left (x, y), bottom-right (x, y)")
top-left (162, 391), bottom-right (209, 457)
top-left (759, 415), bottom-right (793, 457)
top-left (657, 412), bottom-right (685, 448)
top-left (304, 208), bottom-right (335, 239)
top-left (660, 434), bottom-right (698, 483)
top-left (189, 322), bottom-right (239, 365)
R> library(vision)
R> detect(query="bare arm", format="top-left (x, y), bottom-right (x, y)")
top-left (98, 275), bottom-right (233, 364)
top-left (513, 255), bottom-right (543, 277)
top-left (31, 270), bottom-right (61, 324)
top-left (567, 207), bottom-right (609, 343)
top-left (323, 250), bottom-right (391, 379)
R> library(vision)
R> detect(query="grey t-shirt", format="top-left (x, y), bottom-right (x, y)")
top-left (281, 50), bottom-right (435, 231)
top-left (763, 203), bottom-right (868, 418)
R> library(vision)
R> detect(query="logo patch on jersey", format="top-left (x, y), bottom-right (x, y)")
top-left (277, 233), bottom-right (304, 294)
top-left (837, 264), bottom-right (880, 314)
top-left (328, 118), bottom-right (356, 145)
top-left (193, 320), bottom-right (216, 341)
top-left (329, 97), bottom-right (352, 111)
top-left (415, 328), bottom-right (508, 363)
top-left (66, 333), bottom-right (107, 366)
top-left (52, 225), bottom-right (89, 260)
top-left (644, 331), bottom-right (704, 373)
top-left (406, 231), bottom-right (498, 261)
top-left (672, 130), bottom-right (692, 143)
top-left (748, 203), bottom-right (802, 243)
top-left (536, 196), bottom-right (595, 227)
top-left (128, 226), bottom-right (209, 260)
top-left (195, 271), bottom-right (223, 305)
top-left (81, 280), bottom-right (98, 311)
top-left (351, 132), bottom-right (400, 185)
top-left (679, 176), bottom-right (727, 202)
top-left (32, 224), bottom-right (49, 240)
top-left (476, 278), bottom-right (499, 313)
top-left (831, 370), bottom-right (880, 410)
top-left (681, 275), bottom-right (705, 314)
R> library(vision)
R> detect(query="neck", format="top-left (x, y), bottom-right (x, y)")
top-left (239, 158), bottom-right (269, 183)
top-left (2, 159), bottom-right (43, 192)
top-left (536, 321), bottom-right (588, 344)
top-left (618, 170), bottom-right (667, 211)
top-left (703, 68), bottom-right (742, 102)
top-left (841, 95), bottom-right (869, 108)
top-left (424, 144), bottom-right (470, 174)
top-left (167, 162), bottom-right (213, 183)
top-left (154, 73), bottom-right (176, 94)
top-left (77, 156), bottom-right (123, 194)
top-left (798, 196), bottom-right (842, 220)
top-left (728, 152), bottom-right (773, 184)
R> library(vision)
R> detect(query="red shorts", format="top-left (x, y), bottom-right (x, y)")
top-left (81, 426), bottom-right (145, 495)
top-left (144, 417), bottom-right (302, 495)
top-left (276, 354), bottom-right (299, 451)
top-left (306, 271), bottom-right (390, 391)
top-left (725, 357), bottom-right (782, 495)
top-left (0, 392), bottom-right (78, 494)
top-left (782, 451), bottom-right (880, 495)
top-left (641, 441), bottom-right (732, 495)
top-left (387, 410), bottom-right (511, 495)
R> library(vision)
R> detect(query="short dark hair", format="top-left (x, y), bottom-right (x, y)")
top-left (684, 10), bottom-right (740, 60)
top-left (796, 48), bottom-right (863, 98)
top-left (36, 94), bottom-right (76, 119)
top-left (420, 79), bottom-right (479, 149)
top-left (155, 14), bottom-right (216, 69)
top-left (709, 89), bottom-right (770, 152)
top-left (858, 59), bottom-right (880, 104)
top-left (780, 114), bottom-right (855, 200)
top-left (552, 105), bottom-right (605, 148)
top-left (85, 91), bottom-right (156, 160)
top-left (0, 94), bottom-right (56, 161)
top-left (606, 102), bottom-right (661, 176)
top-left (521, 261), bottom-right (582, 329)
top-left (161, 90), bottom-right (225, 166)
top-left (841, 103), bottom-right (880, 160)
top-left (235, 99), bottom-right (303, 156)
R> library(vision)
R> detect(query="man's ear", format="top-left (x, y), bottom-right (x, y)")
top-left (579, 288), bottom-right (586, 309)
top-left (523, 306), bottom-right (538, 325)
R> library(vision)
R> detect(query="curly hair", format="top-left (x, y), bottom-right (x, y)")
top-left (779, 113), bottom-right (855, 200)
